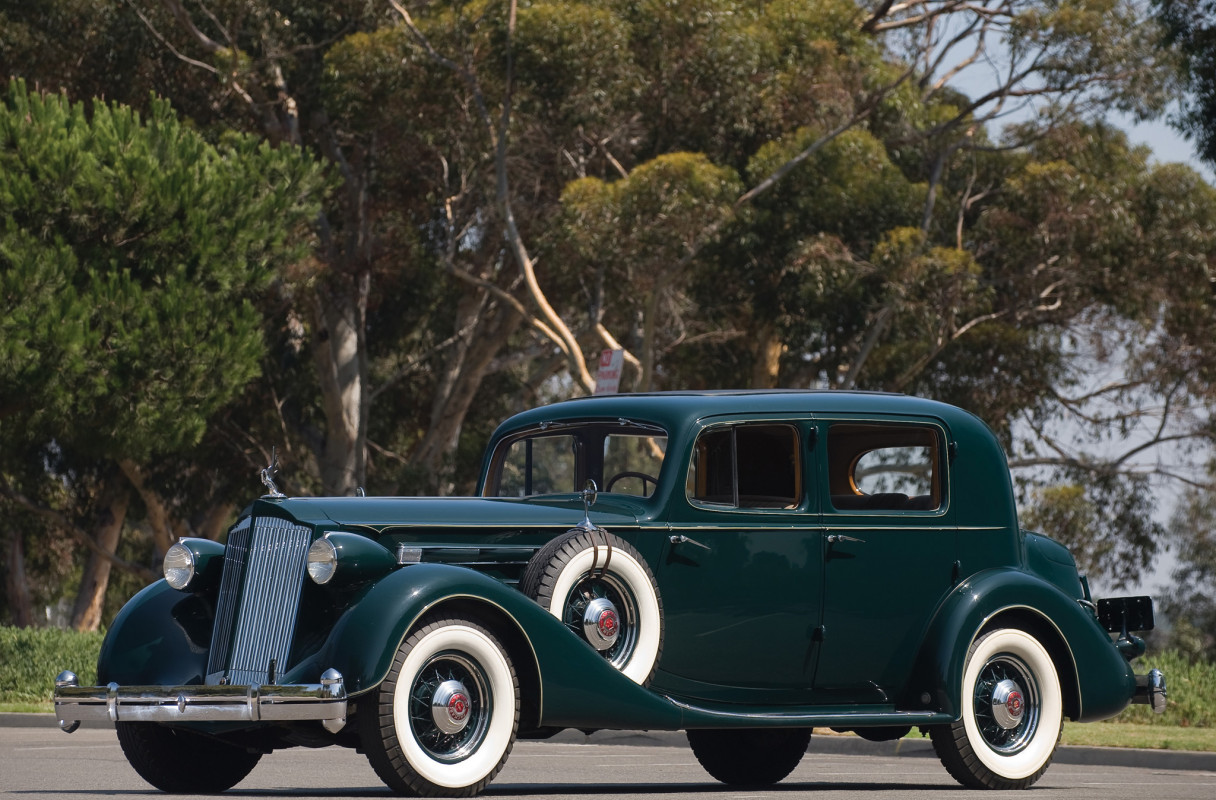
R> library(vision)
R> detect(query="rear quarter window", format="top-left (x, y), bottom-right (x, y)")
top-left (826, 423), bottom-right (943, 512)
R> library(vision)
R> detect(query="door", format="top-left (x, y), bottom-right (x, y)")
top-left (811, 418), bottom-right (957, 704)
top-left (650, 418), bottom-right (824, 703)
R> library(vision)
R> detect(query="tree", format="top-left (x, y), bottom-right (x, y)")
top-left (1157, 480), bottom-right (1216, 660)
top-left (0, 80), bottom-right (326, 628)
top-left (4, 0), bottom-right (1213, 604)
top-left (1154, 0), bottom-right (1216, 166)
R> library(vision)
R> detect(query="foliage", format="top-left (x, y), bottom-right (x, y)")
top-left (1157, 483), bottom-right (1216, 661)
top-left (0, 625), bottom-right (102, 704)
top-left (0, 77), bottom-right (328, 627)
top-left (1154, 0), bottom-right (1216, 166)
top-left (0, 79), bottom-right (328, 459)
top-left (1114, 649), bottom-right (1216, 727)
top-left (1, 0), bottom-right (1213, 623)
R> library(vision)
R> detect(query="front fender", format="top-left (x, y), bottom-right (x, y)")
top-left (296, 563), bottom-right (684, 731)
top-left (97, 580), bottom-right (214, 686)
top-left (905, 568), bottom-right (1136, 722)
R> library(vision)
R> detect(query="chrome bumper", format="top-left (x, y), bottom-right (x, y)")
top-left (1132, 668), bottom-right (1167, 714)
top-left (53, 668), bottom-right (347, 734)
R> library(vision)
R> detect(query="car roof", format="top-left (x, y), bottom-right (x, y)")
top-left (489, 390), bottom-right (984, 440)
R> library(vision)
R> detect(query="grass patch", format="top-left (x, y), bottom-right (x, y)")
top-left (0, 701), bottom-right (53, 713)
top-left (1063, 722), bottom-right (1216, 751)
top-left (0, 626), bottom-right (103, 705)
top-left (1109, 650), bottom-right (1216, 728)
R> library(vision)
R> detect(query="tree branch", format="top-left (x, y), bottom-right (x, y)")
top-left (0, 479), bottom-right (158, 584)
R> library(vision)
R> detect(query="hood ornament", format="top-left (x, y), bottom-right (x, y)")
top-left (260, 447), bottom-right (286, 499)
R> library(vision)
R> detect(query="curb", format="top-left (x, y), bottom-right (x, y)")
top-left (8, 714), bottom-right (1214, 772)
top-left (547, 728), bottom-right (1216, 772)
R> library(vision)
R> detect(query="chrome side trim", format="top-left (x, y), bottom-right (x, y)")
top-left (54, 670), bottom-right (347, 733)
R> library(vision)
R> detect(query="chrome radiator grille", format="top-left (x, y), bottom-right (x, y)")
top-left (206, 516), bottom-right (311, 686)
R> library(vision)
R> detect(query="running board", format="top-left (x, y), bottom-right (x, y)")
top-left (666, 696), bottom-right (954, 729)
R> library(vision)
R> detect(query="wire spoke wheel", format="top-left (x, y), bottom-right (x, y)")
top-left (931, 627), bottom-right (1063, 790)
top-left (560, 572), bottom-right (640, 670)
top-left (407, 653), bottom-right (492, 763)
top-left (361, 615), bottom-right (519, 797)
top-left (972, 655), bottom-right (1040, 755)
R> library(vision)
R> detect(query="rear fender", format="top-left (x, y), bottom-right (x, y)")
top-left (295, 562), bottom-right (684, 731)
top-left (905, 568), bottom-right (1136, 722)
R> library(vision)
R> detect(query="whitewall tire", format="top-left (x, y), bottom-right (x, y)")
top-left (519, 530), bottom-right (663, 685)
top-left (361, 614), bottom-right (519, 797)
top-left (931, 627), bottom-right (1063, 789)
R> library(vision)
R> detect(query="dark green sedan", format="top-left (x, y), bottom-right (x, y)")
top-left (55, 391), bottom-right (1166, 795)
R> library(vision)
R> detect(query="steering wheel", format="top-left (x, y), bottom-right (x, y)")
top-left (605, 471), bottom-right (658, 497)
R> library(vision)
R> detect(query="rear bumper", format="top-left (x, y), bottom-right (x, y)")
top-left (53, 668), bottom-right (347, 734)
top-left (1132, 668), bottom-right (1167, 714)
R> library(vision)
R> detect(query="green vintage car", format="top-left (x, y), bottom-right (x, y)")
top-left (55, 391), bottom-right (1165, 795)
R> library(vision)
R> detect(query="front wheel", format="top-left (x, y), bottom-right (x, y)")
top-left (115, 721), bottom-right (261, 793)
top-left (687, 728), bottom-right (811, 785)
top-left (931, 627), bottom-right (1063, 789)
top-left (361, 614), bottom-right (519, 797)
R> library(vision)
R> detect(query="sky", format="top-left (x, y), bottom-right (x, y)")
top-left (1117, 111), bottom-right (1215, 185)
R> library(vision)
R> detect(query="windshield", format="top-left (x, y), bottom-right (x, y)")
top-left (486, 421), bottom-right (667, 498)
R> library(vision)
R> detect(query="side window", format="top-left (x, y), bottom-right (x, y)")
top-left (497, 434), bottom-right (578, 496)
top-left (687, 424), bottom-right (800, 510)
top-left (602, 433), bottom-right (667, 497)
top-left (826, 423), bottom-right (943, 512)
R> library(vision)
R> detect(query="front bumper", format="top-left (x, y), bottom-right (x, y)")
top-left (1132, 668), bottom-right (1168, 714)
top-left (53, 668), bottom-right (347, 734)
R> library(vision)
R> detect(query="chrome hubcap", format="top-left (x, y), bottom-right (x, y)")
top-left (430, 679), bottom-right (472, 735)
top-left (990, 678), bottom-right (1025, 730)
top-left (582, 597), bottom-right (620, 651)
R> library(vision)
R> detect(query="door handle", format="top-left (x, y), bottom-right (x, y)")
top-left (826, 534), bottom-right (865, 544)
top-left (669, 534), bottom-right (711, 550)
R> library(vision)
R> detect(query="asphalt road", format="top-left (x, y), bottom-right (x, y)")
top-left (4, 724), bottom-right (1216, 800)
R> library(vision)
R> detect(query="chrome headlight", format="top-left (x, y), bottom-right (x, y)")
top-left (163, 542), bottom-right (196, 590)
top-left (307, 537), bottom-right (338, 584)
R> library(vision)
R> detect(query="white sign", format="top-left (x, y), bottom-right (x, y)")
top-left (594, 348), bottom-right (624, 395)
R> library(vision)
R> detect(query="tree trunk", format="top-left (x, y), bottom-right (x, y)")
top-left (69, 478), bottom-right (130, 632)
top-left (4, 531), bottom-right (34, 628)
top-left (118, 459), bottom-right (182, 560)
top-left (312, 273), bottom-right (370, 496)
top-left (751, 321), bottom-right (784, 388)
top-left (414, 301), bottom-right (523, 494)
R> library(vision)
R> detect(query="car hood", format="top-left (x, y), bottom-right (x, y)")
top-left (252, 494), bottom-right (648, 531)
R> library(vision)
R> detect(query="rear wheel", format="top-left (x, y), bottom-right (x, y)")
top-left (361, 614), bottom-right (519, 797)
top-left (931, 627), bottom-right (1063, 789)
top-left (686, 728), bottom-right (811, 786)
top-left (115, 721), bottom-right (261, 793)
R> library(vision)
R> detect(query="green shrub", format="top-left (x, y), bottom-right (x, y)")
top-left (0, 626), bottom-right (103, 704)
top-left (1114, 650), bottom-right (1216, 727)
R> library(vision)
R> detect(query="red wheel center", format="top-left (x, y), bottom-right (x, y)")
top-left (1006, 691), bottom-right (1024, 718)
top-left (597, 609), bottom-right (619, 638)
top-left (447, 692), bottom-right (470, 723)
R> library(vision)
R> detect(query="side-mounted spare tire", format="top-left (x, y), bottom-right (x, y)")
top-left (518, 529), bottom-right (663, 685)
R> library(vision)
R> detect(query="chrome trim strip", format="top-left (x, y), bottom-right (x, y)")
top-left (665, 695), bottom-right (948, 723)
